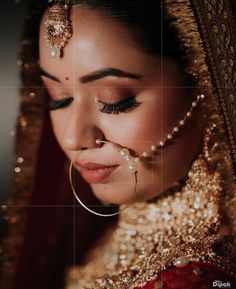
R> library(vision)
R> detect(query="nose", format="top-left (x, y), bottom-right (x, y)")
top-left (61, 100), bottom-right (103, 151)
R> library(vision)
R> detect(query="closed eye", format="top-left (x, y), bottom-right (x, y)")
top-left (49, 97), bottom-right (74, 111)
top-left (98, 97), bottom-right (140, 114)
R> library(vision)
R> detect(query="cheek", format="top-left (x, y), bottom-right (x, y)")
top-left (104, 89), bottom-right (187, 156)
top-left (104, 90), bottom-right (163, 155)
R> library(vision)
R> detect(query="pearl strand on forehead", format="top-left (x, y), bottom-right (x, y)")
top-left (96, 94), bottom-right (205, 172)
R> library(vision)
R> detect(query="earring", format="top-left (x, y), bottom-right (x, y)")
top-left (69, 141), bottom-right (138, 217)
top-left (44, 1), bottom-right (72, 60)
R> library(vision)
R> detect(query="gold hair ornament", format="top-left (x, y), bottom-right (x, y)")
top-left (44, 0), bottom-right (72, 60)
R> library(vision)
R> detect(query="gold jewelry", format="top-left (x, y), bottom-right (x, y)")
top-left (69, 141), bottom-right (138, 217)
top-left (66, 137), bottom-right (226, 289)
top-left (44, 1), bottom-right (72, 60)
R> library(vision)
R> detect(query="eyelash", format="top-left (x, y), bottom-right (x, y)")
top-left (49, 97), bottom-right (73, 111)
top-left (49, 96), bottom-right (139, 114)
top-left (98, 97), bottom-right (139, 114)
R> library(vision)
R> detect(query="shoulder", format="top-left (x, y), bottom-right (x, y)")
top-left (135, 262), bottom-right (236, 289)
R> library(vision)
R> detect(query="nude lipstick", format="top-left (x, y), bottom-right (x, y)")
top-left (76, 161), bottom-right (119, 184)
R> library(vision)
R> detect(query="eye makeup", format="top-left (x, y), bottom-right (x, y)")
top-left (45, 80), bottom-right (140, 114)
top-left (98, 97), bottom-right (140, 114)
top-left (49, 97), bottom-right (74, 111)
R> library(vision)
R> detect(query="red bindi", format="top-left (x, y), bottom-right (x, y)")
top-left (65, 76), bottom-right (69, 81)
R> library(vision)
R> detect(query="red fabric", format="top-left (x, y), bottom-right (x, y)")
top-left (135, 262), bottom-right (236, 289)
top-left (13, 115), bottom-right (115, 289)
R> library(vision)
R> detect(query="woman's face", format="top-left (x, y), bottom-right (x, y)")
top-left (39, 6), bottom-right (203, 204)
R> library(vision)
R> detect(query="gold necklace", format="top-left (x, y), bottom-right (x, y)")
top-left (65, 156), bottom-right (236, 289)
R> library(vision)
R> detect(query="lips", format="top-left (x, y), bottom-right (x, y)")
top-left (76, 161), bottom-right (119, 184)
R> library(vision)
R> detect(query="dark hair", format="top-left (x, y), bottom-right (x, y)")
top-left (72, 0), bottom-right (185, 64)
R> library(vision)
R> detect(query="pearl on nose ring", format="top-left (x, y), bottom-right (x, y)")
top-left (95, 139), bottom-right (138, 173)
top-left (95, 139), bottom-right (102, 145)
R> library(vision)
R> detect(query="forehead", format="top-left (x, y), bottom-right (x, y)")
top-left (39, 6), bottom-right (145, 76)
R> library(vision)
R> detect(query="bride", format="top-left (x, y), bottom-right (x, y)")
top-left (1, 0), bottom-right (236, 288)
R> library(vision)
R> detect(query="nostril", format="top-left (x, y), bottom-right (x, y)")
top-left (95, 138), bottom-right (105, 148)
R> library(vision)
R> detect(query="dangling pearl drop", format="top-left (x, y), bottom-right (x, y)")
top-left (95, 139), bottom-right (138, 173)
top-left (119, 148), bottom-right (130, 159)
top-left (50, 46), bottom-right (59, 60)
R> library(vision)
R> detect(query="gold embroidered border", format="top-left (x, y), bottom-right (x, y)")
top-left (191, 0), bottom-right (236, 173)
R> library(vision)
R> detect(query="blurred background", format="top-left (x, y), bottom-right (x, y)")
top-left (0, 1), bottom-right (27, 202)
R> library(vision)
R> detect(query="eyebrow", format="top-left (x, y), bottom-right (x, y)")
top-left (80, 68), bottom-right (143, 83)
top-left (39, 67), bottom-right (61, 82)
top-left (39, 66), bottom-right (143, 84)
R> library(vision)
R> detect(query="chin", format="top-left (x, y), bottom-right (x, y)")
top-left (91, 183), bottom-right (136, 205)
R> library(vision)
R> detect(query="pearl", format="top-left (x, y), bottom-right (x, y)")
top-left (17, 157), bottom-right (24, 163)
top-left (192, 101), bottom-right (197, 107)
top-left (173, 256), bottom-right (190, 267)
top-left (173, 127), bottom-right (179, 132)
top-left (50, 47), bottom-right (59, 59)
top-left (151, 145), bottom-right (157, 151)
top-left (179, 120), bottom-right (185, 126)
top-left (128, 163), bottom-right (137, 172)
top-left (186, 111), bottom-right (192, 117)
top-left (119, 148), bottom-right (130, 159)
top-left (159, 141), bottom-right (165, 147)
top-left (14, 167), bottom-right (21, 173)
top-left (142, 152), bottom-right (148, 157)
top-left (134, 157), bottom-right (140, 162)
top-left (200, 94), bottom-right (205, 99)
top-left (125, 156), bottom-right (131, 161)
top-left (96, 139), bottom-right (101, 145)
top-left (167, 134), bottom-right (173, 140)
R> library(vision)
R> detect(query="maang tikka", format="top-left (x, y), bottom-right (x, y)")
top-left (44, 0), bottom-right (72, 60)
